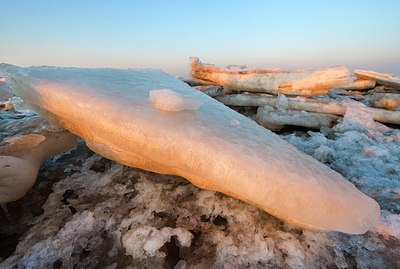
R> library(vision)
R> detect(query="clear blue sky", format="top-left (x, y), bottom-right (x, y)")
top-left (1, 0), bottom-right (399, 76)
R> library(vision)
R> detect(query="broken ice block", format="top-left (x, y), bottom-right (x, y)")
top-left (190, 57), bottom-right (351, 96)
top-left (0, 131), bottom-right (77, 204)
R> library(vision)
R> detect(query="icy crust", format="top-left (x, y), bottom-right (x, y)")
top-left (0, 64), bottom-right (379, 234)
top-left (122, 226), bottom-right (193, 258)
top-left (1, 155), bottom-right (398, 268)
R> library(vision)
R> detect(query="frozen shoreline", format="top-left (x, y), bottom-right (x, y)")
top-left (0, 107), bottom-right (399, 268)
top-left (0, 64), bottom-right (399, 268)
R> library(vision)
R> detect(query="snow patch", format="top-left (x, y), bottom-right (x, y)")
top-left (373, 210), bottom-right (400, 239)
top-left (363, 146), bottom-right (389, 157)
top-left (122, 226), bottom-right (193, 258)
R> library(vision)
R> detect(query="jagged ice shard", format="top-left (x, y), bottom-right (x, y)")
top-left (0, 64), bottom-right (380, 234)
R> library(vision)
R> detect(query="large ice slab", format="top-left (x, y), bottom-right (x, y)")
top-left (0, 64), bottom-right (380, 234)
top-left (190, 57), bottom-right (351, 96)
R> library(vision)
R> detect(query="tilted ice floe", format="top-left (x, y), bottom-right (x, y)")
top-left (0, 64), bottom-right (380, 234)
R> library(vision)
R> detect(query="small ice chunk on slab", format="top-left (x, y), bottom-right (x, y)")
top-left (149, 89), bottom-right (200, 112)
top-left (276, 93), bottom-right (289, 111)
top-left (9, 96), bottom-right (33, 113)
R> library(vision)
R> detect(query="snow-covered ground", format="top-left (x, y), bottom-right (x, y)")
top-left (0, 102), bottom-right (399, 268)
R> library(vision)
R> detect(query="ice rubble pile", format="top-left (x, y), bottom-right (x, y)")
top-left (0, 63), bottom-right (379, 234)
top-left (187, 57), bottom-right (400, 131)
